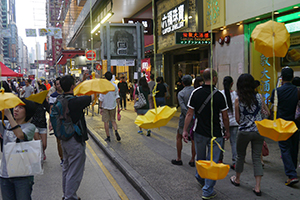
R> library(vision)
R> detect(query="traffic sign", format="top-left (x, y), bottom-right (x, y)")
top-left (86, 50), bottom-right (96, 61)
top-left (96, 64), bottom-right (102, 70)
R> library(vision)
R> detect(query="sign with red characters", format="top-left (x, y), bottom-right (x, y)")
top-left (141, 58), bottom-right (151, 82)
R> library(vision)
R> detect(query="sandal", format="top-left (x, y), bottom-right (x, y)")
top-left (230, 176), bottom-right (240, 186)
top-left (253, 189), bottom-right (262, 196)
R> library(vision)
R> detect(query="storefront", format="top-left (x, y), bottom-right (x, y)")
top-left (156, 0), bottom-right (216, 105)
top-left (245, 4), bottom-right (300, 104)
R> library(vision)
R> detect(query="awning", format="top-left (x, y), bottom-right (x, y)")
top-left (56, 50), bottom-right (85, 65)
top-left (0, 62), bottom-right (23, 77)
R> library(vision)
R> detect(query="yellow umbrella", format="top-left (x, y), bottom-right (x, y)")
top-left (255, 118), bottom-right (297, 141)
top-left (134, 84), bottom-right (177, 129)
top-left (73, 72), bottom-right (115, 105)
top-left (196, 137), bottom-right (230, 180)
top-left (26, 90), bottom-right (49, 104)
top-left (135, 106), bottom-right (177, 129)
top-left (0, 89), bottom-right (25, 125)
top-left (251, 20), bottom-right (290, 58)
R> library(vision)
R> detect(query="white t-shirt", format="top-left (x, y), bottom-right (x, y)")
top-left (99, 82), bottom-right (120, 110)
top-left (23, 85), bottom-right (34, 98)
top-left (220, 90), bottom-right (239, 127)
top-left (0, 121), bottom-right (36, 178)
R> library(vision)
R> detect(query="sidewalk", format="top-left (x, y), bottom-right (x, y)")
top-left (86, 101), bottom-right (300, 200)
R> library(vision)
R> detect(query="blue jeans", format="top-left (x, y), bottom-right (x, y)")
top-left (278, 130), bottom-right (299, 179)
top-left (229, 126), bottom-right (238, 163)
top-left (194, 134), bottom-right (223, 197)
top-left (1, 176), bottom-right (34, 200)
top-left (155, 97), bottom-right (165, 107)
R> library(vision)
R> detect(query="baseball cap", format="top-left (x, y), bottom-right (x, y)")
top-left (281, 67), bottom-right (294, 81)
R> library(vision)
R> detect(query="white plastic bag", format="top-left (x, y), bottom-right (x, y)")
top-left (4, 140), bottom-right (43, 177)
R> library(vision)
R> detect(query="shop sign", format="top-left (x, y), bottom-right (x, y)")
top-left (161, 1), bottom-right (188, 35)
top-left (124, 18), bottom-right (153, 35)
top-left (175, 32), bottom-right (212, 44)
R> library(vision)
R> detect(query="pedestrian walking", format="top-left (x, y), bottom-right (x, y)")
top-left (49, 77), bottom-right (64, 166)
top-left (99, 71), bottom-right (121, 142)
top-left (220, 76), bottom-right (239, 169)
top-left (0, 99), bottom-right (37, 200)
top-left (148, 74), bottom-right (155, 109)
top-left (230, 73), bottom-right (269, 196)
top-left (118, 76), bottom-right (128, 110)
top-left (175, 69), bottom-right (184, 108)
top-left (154, 76), bottom-right (166, 107)
top-left (183, 68), bottom-right (230, 200)
top-left (59, 75), bottom-right (92, 200)
top-left (270, 67), bottom-right (299, 186)
top-left (171, 75), bottom-right (195, 167)
top-left (135, 77), bottom-right (151, 136)
top-left (21, 79), bottom-right (34, 98)
top-left (32, 85), bottom-right (50, 161)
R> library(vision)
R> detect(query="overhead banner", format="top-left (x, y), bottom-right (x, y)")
top-left (25, 29), bottom-right (37, 37)
top-left (38, 28), bottom-right (62, 38)
top-left (1, 29), bottom-right (11, 37)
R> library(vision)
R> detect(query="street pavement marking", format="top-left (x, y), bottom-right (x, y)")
top-left (86, 142), bottom-right (129, 200)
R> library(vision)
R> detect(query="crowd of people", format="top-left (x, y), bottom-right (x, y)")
top-left (0, 66), bottom-right (299, 199)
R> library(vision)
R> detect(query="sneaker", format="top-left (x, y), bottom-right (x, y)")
top-left (115, 131), bottom-right (121, 141)
top-left (202, 191), bottom-right (217, 200)
top-left (138, 130), bottom-right (143, 134)
top-left (124, 107), bottom-right (127, 110)
top-left (285, 178), bottom-right (299, 186)
top-left (147, 129), bottom-right (151, 136)
top-left (195, 176), bottom-right (204, 188)
top-left (60, 159), bottom-right (64, 167)
top-left (105, 137), bottom-right (111, 142)
top-left (171, 159), bottom-right (183, 165)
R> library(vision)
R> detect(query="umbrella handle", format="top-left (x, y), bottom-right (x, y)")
top-left (2, 110), bottom-right (4, 127)
top-left (273, 90), bottom-right (278, 121)
top-left (92, 94), bottom-right (97, 106)
top-left (210, 137), bottom-right (216, 163)
top-left (152, 84), bottom-right (159, 114)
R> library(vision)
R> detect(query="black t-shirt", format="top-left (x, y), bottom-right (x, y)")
top-left (176, 76), bottom-right (184, 93)
top-left (68, 95), bottom-right (92, 142)
top-left (188, 85), bottom-right (228, 138)
top-left (118, 81), bottom-right (128, 94)
top-left (270, 82), bottom-right (298, 121)
top-left (155, 83), bottom-right (167, 97)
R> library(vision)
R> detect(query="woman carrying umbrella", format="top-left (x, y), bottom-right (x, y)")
top-left (230, 73), bottom-right (269, 196)
top-left (0, 99), bottom-right (37, 200)
top-left (134, 77), bottom-right (151, 136)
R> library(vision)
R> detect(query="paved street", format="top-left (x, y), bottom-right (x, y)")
top-left (85, 101), bottom-right (300, 200)
top-left (0, 126), bottom-right (143, 200)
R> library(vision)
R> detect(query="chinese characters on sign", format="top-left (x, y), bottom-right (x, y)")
top-left (175, 32), bottom-right (212, 44)
top-left (161, 1), bottom-right (187, 35)
top-left (260, 54), bottom-right (271, 104)
top-left (123, 18), bottom-right (153, 35)
top-left (141, 58), bottom-right (151, 82)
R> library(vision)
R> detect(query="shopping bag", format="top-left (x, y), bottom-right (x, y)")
top-left (4, 140), bottom-right (43, 177)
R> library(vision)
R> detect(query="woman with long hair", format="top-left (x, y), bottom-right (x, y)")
top-left (134, 77), bottom-right (151, 136)
top-left (230, 73), bottom-right (269, 196)
top-left (220, 76), bottom-right (238, 169)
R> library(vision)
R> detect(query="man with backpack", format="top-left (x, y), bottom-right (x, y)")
top-left (51, 75), bottom-right (92, 200)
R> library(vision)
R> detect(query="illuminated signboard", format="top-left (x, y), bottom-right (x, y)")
top-left (161, 1), bottom-right (188, 35)
top-left (123, 18), bottom-right (153, 35)
top-left (175, 32), bottom-right (212, 44)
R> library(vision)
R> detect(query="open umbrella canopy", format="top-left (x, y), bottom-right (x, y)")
top-left (0, 62), bottom-right (23, 77)
top-left (134, 106), bottom-right (177, 129)
top-left (196, 160), bottom-right (230, 180)
top-left (251, 20), bottom-right (290, 57)
top-left (255, 118), bottom-right (297, 141)
top-left (0, 90), bottom-right (25, 111)
top-left (73, 78), bottom-right (115, 96)
top-left (196, 137), bottom-right (230, 180)
top-left (26, 90), bottom-right (49, 104)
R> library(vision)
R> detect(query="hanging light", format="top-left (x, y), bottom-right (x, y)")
top-left (101, 12), bottom-right (114, 24)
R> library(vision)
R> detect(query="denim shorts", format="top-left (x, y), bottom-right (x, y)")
top-left (136, 109), bottom-right (148, 115)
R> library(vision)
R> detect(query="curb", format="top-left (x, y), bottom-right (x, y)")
top-left (87, 124), bottom-right (164, 200)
